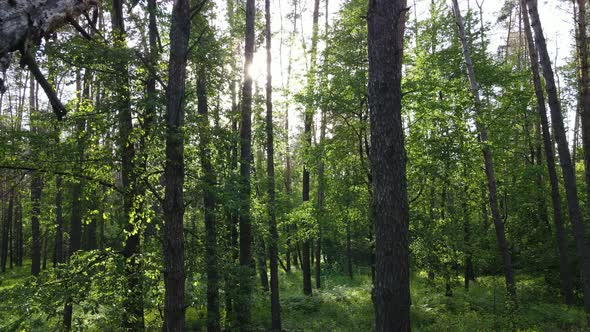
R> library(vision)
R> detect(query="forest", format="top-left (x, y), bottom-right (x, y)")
top-left (1, 0), bottom-right (590, 330)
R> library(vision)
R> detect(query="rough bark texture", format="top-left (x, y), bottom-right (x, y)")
top-left (197, 63), bottom-right (221, 332)
top-left (236, 0), bottom-right (255, 329)
top-left (521, 0), bottom-right (573, 305)
top-left (367, 0), bottom-right (410, 331)
top-left (265, 0), bottom-right (282, 328)
top-left (526, 0), bottom-right (590, 322)
top-left (163, 0), bottom-right (191, 330)
top-left (452, 0), bottom-right (517, 300)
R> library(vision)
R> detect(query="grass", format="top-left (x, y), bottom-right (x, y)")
top-left (1, 261), bottom-right (588, 331)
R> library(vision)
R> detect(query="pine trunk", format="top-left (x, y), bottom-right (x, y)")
top-left (526, 0), bottom-right (590, 320)
top-left (367, 0), bottom-right (411, 330)
top-left (162, 0), bottom-right (191, 330)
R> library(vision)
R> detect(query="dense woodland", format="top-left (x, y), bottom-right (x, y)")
top-left (2, 0), bottom-right (590, 330)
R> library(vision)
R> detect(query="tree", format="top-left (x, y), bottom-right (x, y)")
top-left (237, 0), bottom-right (256, 328)
top-left (367, 0), bottom-right (410, 331)
top-left (301, 0), bottom-right (321, 297)
top-left (196, 50), bottom-right (221, 332)
top-left (162, 0), bottom-right (191, 329)
top-left (452, 0), bottom-right (517, 301)
top-left (526, 0), bottom-right (590, 323)
top-left (521, 0), bottom-right (573, 304)
top-left (265, 0), bottom-right (282, 329)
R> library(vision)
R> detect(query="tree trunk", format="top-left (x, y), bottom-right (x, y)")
top-left (367, 1), bottom-right (410, 331)
top-left (64, 71), bottom-right (85, 332)
top-left (265, 0), bottom-right (282, 327)
top-left (54, 175), bottom-right (64, 265)
top-left (521, 0), bottom-right (573, 304)
top-left (197, 61), bottom-right (221, 332)
top-left (301, 0), bottom-right (321, 297)
top-left (111, 1), bottom-right (144, 329)
top-left (15, 197), bottom-right (22, 267)
top-left (30, 71), bottom-right (42, 277)
top-left (575, 0), bottom-right (590, 214)
top-left (236, 0), bottom-right (256, 328)
top-left (1, 190), bottom-right (12, 273)
top-left (452, 0), bottom-right (517, 300)
top-left (526, 0), bottom-right (590, 318)
top-left (162, 0), bottom-right (191, 330)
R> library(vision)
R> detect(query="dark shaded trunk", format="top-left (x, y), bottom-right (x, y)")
top-left (301, 0), bottom-right (320, 297)
top-left (265, 0), bottom-right (281, 326)
top-left (15, 197), bottom-right (22, 267)
top-left (257, 237), bottom-right (269, 292)
top-left (452, 0), bottom-right (517, 300)
top-left (111, 0), bottom-right (144, 328)
top-left (54, 175), bottom-right (64, 266)
top-left (162, 0), bottom-right (191, 330)
top-left (64, 72), bottom-right (86, 332)
top-left (197, 62), bottom-right (221, 332)
top-left (367, 1), bottom-right (410, 331)
top-left (575, 0), bottom-right (590, 214)
top-left (1, 190), bottom-right (12, 273)
top-left (30, 176), bottom-right (42, 276)
top-left (527, 0), bottom-right (588, 313)
top-left (236, 0), bottom-right (256, 329)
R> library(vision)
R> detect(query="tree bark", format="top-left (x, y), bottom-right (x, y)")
top-left (575, 0), bottom-right (590, 213)
top-left (162, 0), bottom-right (191, 330)
top-left (367, 1), bottom-right (410, 331)
top-left (236, 0), bottom-right (255, 328)
top-left (197, 61), bottom-right (221, 332)
top-left (1, 189), bottom-right (12, 273)
top-left (301, 0), bottom-right (321, 297)
top-left (526, 0), bottom-right (590, 319)
top-left (521, 0), bottom-right (573, 305)
top-left (54, 175), bottom-right (64, 266)
top-left (265, 0), bottom-right (282, 328)
top-left (452, 0), bottom-right (517, 300)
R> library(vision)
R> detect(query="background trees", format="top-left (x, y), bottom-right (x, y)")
top-left (1, 0), bottom-right (590, 330)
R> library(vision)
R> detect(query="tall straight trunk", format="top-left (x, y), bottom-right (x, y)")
top-left (162, 0), bottom-right (190, 330)
top-left (1, 190), bottom-right (12, 273)
top-left (236, 0), bottom-right (255, 328)
top-left (526, 0), bottom-right (590, 318)
top-left (283, 0), bottom-right (297, 275)
top-left (301, 0), bottom-right (321, 297)
top-left (64, 71), bottom-right (86, 332)
top-left (30, 72), bottom-right (42, 277)
top-left (367, 1), bottom-right (410, 331)
top-left (576, 0), bottom-right (590, 211)
top-left (15, 198), bottom-right (22, 267)
top-left (54, 175), bottom-right (64, 265)
top-left (463, 186), bottom-right (475, 289)
top-left (111, 1), bottom-right (144, 329)
top-left (265, 0), bottom-right (282, 328)
top-left (197, 62), bottom-right (220, 332)
top-left (141, 0), bottom-right (159, 240)
top-left (452, 0), bottom-right (517, 300)
top-left (521, 0), bottom-right (573, 304)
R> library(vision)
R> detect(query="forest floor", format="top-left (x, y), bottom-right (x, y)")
top-left (1, 262), bottom-right (587, 331)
